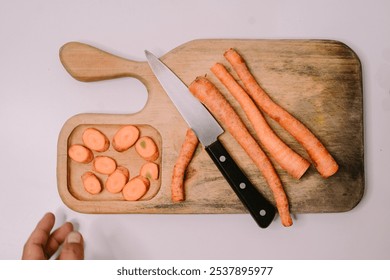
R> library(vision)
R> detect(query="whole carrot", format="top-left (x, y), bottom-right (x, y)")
top-left (224, 48), bottom-right (338, 178)
top-left (171, 129), bottom-right (199, 202)
top-left (189, 76), bottom-right (292, 227)
top-left (211, 63), bottom-right (310, 179)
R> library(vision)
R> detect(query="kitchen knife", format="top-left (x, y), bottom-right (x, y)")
top-left (145, 51), bottom-right (276, 228)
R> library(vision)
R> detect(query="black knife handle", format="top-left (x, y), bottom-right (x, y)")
top-left (206, 140), bottom-right (276, 228)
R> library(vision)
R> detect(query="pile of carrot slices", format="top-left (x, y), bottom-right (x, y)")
top-left (177, 48), bottom-right (339, 227)
top-left (68, 125), bottom-right (160, 201)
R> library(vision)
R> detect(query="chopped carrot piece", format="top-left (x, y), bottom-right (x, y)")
top-left (171, 129), bottom-right (199, 202)
top-left (189, 76), bottom-right (292, 227)
top-left (135, 136), bottom-right (159, 161)
top-left (122, 176), bottom-right (150, 201)
top-left (105, 166), bottom-right (129, 193)
top-left (92, 156), bottom-right (117, 175)
top-left (68, 144), bottom-right (94, 163)
top-left (81, 171), bottom-right (102, 194)
top-left (112, 125), bottom-right (140, 152)
top-left (211, 63), bottom-right (310, 179)
top-left (224, 48), bottom-right (339, 178)
top-left (82, 127), bottom-right (110, 152)
top-left (140, 162), bottom-right (159, 180)
top-left (116, 166), bottom-right (130, 181)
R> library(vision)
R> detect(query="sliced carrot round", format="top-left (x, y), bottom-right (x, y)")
top-left (116, 166), bottom-right (130, 181)
top-left (68, 144), bottom-right (94, 163)
top-left (81, 171), bottom-right (102, 194)
top-left (112, 125), bottom-right (140, 152)
top-left (93, 156), bottom-right (117, 175)
top-left (140, 162), bottom-right (159, 180)
top-left (122, 176), bottom-right (150, 201)
top-left (135, 136), bottom-right (159, 161)
top-left (105, 167), bottom-right (129, 194)
top-left (82, 127), bottom-right (110, 152)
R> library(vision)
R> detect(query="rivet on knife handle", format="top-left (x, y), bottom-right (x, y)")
top-left (206, 140), bottom-right (276, 228)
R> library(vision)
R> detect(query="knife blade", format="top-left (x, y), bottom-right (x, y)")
top-left (145, 50), bottom-right (276, 228)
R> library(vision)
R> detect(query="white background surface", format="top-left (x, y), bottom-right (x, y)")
top-left (1, 0), bottom-right (389, 260)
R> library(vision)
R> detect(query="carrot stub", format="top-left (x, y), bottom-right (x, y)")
top-left (140, 162), bottom-right (159, 180)
top-left (112, 125), bottom-right (140, 152)
top-left (189, 76), bottom-right (292, 227)
top-left (122, 176), bottom-right (150, 201)
top-left (224, 48), bottom-right (339, 178)
top-left (135, 136), bottom-right (159, 161)
top-left (81, 171), bottom-right (102, 194)
top-left (105, 166), bottom-right (129, 194)
top-left (68, 144), bottom-right (94, 163)
top-left (92, 156), bottom-right (117, 175)
top-left (82, 128), bottom-right (110, 152)
top-left (211, 63), bottom-right (310, 179)
top-left (171, 129), bottom-right (199, 202)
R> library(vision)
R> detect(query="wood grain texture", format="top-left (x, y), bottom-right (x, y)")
top-left (57, 39), bottom-right (364, 214)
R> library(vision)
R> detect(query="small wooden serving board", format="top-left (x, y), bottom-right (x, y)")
top-left (57, 39), bottom-right (364, 214)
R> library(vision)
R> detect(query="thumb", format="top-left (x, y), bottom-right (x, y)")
top-left (58, 231), bottom-right (84, 260)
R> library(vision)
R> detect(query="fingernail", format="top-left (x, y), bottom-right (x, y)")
top-left (66, 231), bottom-right (82, 244)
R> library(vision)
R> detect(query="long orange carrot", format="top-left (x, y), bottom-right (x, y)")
top-left (224, 48), bottom-right (338, 178)
top-left (211, 63), bottom-right (310, 179)
top-left (171, 129), bottom-right (199, 202)
top-left (189, 77), bottom-right (292, 227)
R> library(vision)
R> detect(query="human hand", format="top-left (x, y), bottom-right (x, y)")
top-left (22, 212), bottom-right (84, 260)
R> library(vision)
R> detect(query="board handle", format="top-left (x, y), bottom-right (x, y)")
top-left (59, 42), bottom-right (150, 83)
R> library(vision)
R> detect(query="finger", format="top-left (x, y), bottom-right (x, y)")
top-left (58, 231), bottom-right (84, 260)
top-left (22, 212), bottom-right (55, 260)
top-left (44, 222), bottom-right (74, 258)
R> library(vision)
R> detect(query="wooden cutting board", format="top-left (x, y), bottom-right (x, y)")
top-left (57, 39), bottom-right (364, 215)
